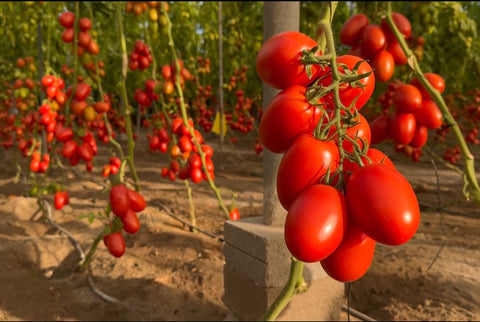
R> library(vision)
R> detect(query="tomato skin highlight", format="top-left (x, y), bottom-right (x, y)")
top-left (277, 134), bottom-right (339, 210)
top-left (345, 164), bottom-right (420, 246)
top-left (259, 85), bottom-right (323, 154)
top-left (284, 184), bottom-right (348, 263)
top-left (321, 221), bottom-right (376, 283)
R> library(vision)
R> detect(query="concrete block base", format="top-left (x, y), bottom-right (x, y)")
top-left (223, 216), bottom-right (344, 321)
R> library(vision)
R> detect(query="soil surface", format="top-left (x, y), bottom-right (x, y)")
top-left (0, 130), bottom-right (479, 321)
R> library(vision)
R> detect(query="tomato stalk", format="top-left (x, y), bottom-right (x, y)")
top-left (115, 2), bottom-right (140, 190)
top-left (384, 2), bottom-right (480, 204)
top-left (261, 258), bottom-right (307, 321)
top-left (161, 5), bottom-right (231, 219)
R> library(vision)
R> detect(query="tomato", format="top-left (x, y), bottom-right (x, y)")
top-left (190, 167), bottom-right (203, 183)
top-left (77, 142), bottom-right (93, 162)
top-left (361, 24), bottom-right (386, 58)
top-left (277, 134), bottom-right (339, 210)
top-left (371, 50), bottom-right (395, 82)
top-left (161, 65), bottom-right (172, 80)
top-left (62, 28), bottom-right (74, 43)
top-left (413, 99), bottom-right (443, 129)
top-left (346, 163), bottom-right (420, 246)
top-left (389, 111), bottom-right (416, 145)
top-left (178, 135), bottom-right (193, 153)
top-left (61, 140), bottom-right (78, 158)
top-left (93, 101), bottom-right (110, 113)
top-left (342, 113), bottom-right (371, 153)
top-left (409, 73), bottom-right (445, 100)
top-left (256, 31), bottom-right (325, 89)
top-left (318, 55), bottom-right (375, 112)
top-left (387, 39), bottom-right (407, 65)
top-left (320, 221), bottom-right (376, 282)
top-left (103, 232), bottom-right (126, 258)
top-left (343, 148), bottom-right (396, 184)
top-left (78, 31), bottom-right (92, 48)
top-left (128, 189), bottom-right (146, 212)
top-left (284, 184), bottom-right (348, 263)
top-left (59, 11), bottom-right (75, 29)
top-left (369, 115), bottom-right (390, 145)
top-left (229, 208), bottom-right (240, 221)
top-left (393, 84), bottom-right (423, 113)
top-left (55, 127), bottom-right (74, 142)
top-left (409, 125), bottom-right (428, 149)
top-left (339, 14), bottom-right (369, 46)
top-left (30, 159), bottom-right (40, 172)
top-left (258, 85), bottom-right (323, 154)
top-left (121, 209), bottom-right (141, 234)
top-left (54, 191), bottom-right (68, 210)
top-left (78, 17), bottom-right (92, 31)
top-left (109, 184), bottom-right (130, 217)
top-left (74, 83), bottom-right (91, 101)
top-left (381, 12), bottom-right (412, 42)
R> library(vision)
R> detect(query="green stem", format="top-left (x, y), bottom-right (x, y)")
top-left (184, 179), bottom-right (197, 233)
top-left (78, 231), bottom-right (104, 272)
top-left (115, 2), bottom-right (140, 190)
top-left (262, 258), bottom-right (306, 321)
top-left (385, 2), bottom-right (480, 204)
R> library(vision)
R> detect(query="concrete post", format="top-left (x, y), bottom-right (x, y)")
top-left (223, 2), bottom-right (345, 321)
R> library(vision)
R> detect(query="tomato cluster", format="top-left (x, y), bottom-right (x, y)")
top-left (128, 40), bottom-right (153, 71)
top-left (370, 73), bottom-right (445, 162)
top-left (104, 184), bottom-right (146, 257)
top-left (339, 12), bottom-right (413, 82)
top-left (58, 12), bottom-right (99, 57)
top-left (256, 30), bottom-right (421, 282)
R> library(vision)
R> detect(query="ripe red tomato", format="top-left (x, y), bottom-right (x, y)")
top-left (109, 184), bottom-right (130, 217)
top-left (343, 148), bottom-right (396, 184)
top-left (409, 73), bottom-right (445, 100)
top-left (387, 39), bottom-right (407, 65)
top-left (62, 28), bottom-right (74, 43)
top-left (128, 189), bottom-right (146, 212)
top-left (74, 83), bottom-right (91, 101)
top-left (59, 11), bottom-right (75, 29)
top-left (381, 12), bottom-right (412, 42)
top-left (393, 84), bottom-right (423, 113)
top-left (55, 127), bottom-right (74, 142)
top-left (256, 31), bottom-right (325, 89)
top-left (190, 167), bottom-right (203, 183)
top-left (54, 191), bottom-right (69, 210)
top-left (389, 111), bottom-right (416, 145)
top-left (409, 125), bottom-right (428, 149)
top-left (78, 17), bottom-right (92, 31)
top-left (413, 99), bottom-right (443, 129)
top-left (361, 24), bottom-right (386, 58)
top-left (371, 50), bottom-right (395, 83)
top-left (229, 208), bottom-right (240, 221)
top-left (339, 14), bottom-right (369, 46)
top-left (320, 222), bottom-right (376, 282)
top-left (103, 232), bottom-right (126, 258)
top-left (277, 134), bottom-right (339, 210)
top-left (77, 142), bottom-right (93, 162)
top-left (318, 55), bottom-right (375, 112)
top-left (346, 163), bottom-right (420, 246)
top-left (259, 85), bottom-right (322, 154)
top-left (369, 115), bottom-right (390, 145)
top-left (121, 209), bottom-right (141, 234)
top-left (284, 184), bottom-right (348, 263)
top-left (61, 140), bottom-right (78, 158)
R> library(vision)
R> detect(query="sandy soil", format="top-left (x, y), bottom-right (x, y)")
top-left (0, 130), bottom-right (479, 321)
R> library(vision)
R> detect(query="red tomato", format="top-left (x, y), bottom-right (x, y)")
top-left (409, 73), bottom-right (445, 100)
top-left (59, 11), bottom-right (75, 29)
top-left (121, 209), bottom-right (141, 234)
top-left (74, 83), bottom-right (91, 101)
top-left (369, 115), bottom-right (390, 145)
top-left (409, 125), bottom-right (428, 149)
top-left (109, 184), bottom-right (130, 217)
top-left (413, 99), bottom-right (443, 129)
top-left (346, 163), bottom-right (420, 246)
top-left (371, 50), bottom-right (395, 82)
top-left (361, 24), bottom-right (386, 58)
top-left (389, 112), bottom-right (416, 145)
top-left (393, 84), bottom-right (423, 113)
top-left (229, 208), bottom-right (240, 221)
top-left (256, 31), bottom-right (325, 89)
top-left (343, 148), bottom-right (396, 184)
top-left (339, 14), bottom-right (369, 46)
top-left (320, 221), bottom-right (376, 282)
top-left (30, 159), bottom-right (40, 172)
top-left (259, 85), bottom-right (323, 154)
top-left (62, 28), bottom-right (74, 43)
top-left (178, 135), bottom-right (193, 153)
top-left (77, 142), bottom-right (93, 162)
top-left (55, 127), bottom-right (74, 142)
top-left (190, 167), bottom-right (203, 183)
top-left (318, 55), bottom-right (375, 112)
top-left (387, 39), bottom-right (407, 65)
top-left (103, 232), bottom-right (126, 258)
top-left (342, 113), bottom-right (371, 153)
top-left (78, 17), bottom-right (92, 31)
top-left (284, 184), bottom-right (348, 263)
top-left (381, 12), bottom-right (412, 42)
top-left (54, 191), bottom-right (68, 210)
top-left (128, 189), bottom-right (146, 212)
top-left (277, 134), bottom-right (339, 210)
top-left (61, 140), bottom-right (78, 158)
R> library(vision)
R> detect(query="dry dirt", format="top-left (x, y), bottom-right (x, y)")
top-left (0, 130), bottom-right (479, 321)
